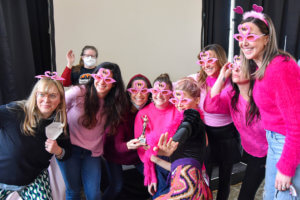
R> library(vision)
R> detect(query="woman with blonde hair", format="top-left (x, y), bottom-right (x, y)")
top-left (0, 73), bottom-right (71, 200)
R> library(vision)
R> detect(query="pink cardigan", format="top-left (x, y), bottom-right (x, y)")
top-left (134, 103), bottom-right (180, 185)
top-left (253, 55), bottom-right (300, 176)
top-left (204, 87), bottom-right (268, 158)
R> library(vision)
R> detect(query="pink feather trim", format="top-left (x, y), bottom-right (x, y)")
top-left (243, 10), bottom-right (268, 26)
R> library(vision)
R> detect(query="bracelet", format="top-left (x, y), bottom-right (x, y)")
top-left (55, 148), bottom-right (65, 160)
top-left (222, 77), bottom-right (226, 82)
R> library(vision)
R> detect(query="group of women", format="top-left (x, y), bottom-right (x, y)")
top-left (0, 4), bottom-right (299, 200)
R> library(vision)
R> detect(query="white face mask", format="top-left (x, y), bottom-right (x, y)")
top-left (83, 56), bottom-right (96, 68)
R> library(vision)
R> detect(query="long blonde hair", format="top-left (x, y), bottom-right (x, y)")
top-left (16, 78), bottom-right (67, 136)
top-left (197, 44), bottom-right (227, 88)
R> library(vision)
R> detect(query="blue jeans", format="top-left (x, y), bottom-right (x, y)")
top-left (152, 159), bottom-right (170, 199)
top-left (102, 161), bottom-right (123, 200)
top-left (57, 145), bottom-right (102, 200)
top-left (264, 130), bottom-right (300, 200)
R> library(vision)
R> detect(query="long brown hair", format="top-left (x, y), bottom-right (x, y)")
top-left (197, 44), bottom-right (227, 88)
top-left (79, 62), bottom-right (128, 135)
top-left (240, 15), bottom-right (291, 80)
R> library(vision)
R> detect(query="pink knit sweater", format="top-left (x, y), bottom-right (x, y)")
top-left (134, 103), bottom-right (180, 185)
top-left (253, 55), bottom-right (300, 176)
top-left (66, 86), bottom-right (106, 157)
top-left (204, 87), bottom-right (268, 157)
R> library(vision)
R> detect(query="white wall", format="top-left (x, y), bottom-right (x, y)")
top-left (54, 0), bottom-right (202, 84)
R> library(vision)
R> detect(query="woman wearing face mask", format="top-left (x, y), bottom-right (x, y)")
top-left (134, 74), bottom-right (180, 199)
top-left (192, 44), bottom-right (241, 200)
top-left (61, 45), bottom-right (98, 86)
top-left (102, 74), bottom-right (152, 200)
top-left (204, 56), bottom-right (267, 200)
top-left (235, 5), bottom-right (300, 199)
top-left (57, 62), bottom-right (128, 200)
top-left (0, 74), bottom-right (71, 200)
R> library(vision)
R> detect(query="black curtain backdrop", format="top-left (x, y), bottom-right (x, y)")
top-left (202, 0), bottom-right (300, 60)
top-left (0, 0), bottom-right (54, 105)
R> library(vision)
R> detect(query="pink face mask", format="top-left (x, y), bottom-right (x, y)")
top-left (127, 80), bottom-right (150, 94)
top-left (169, 90), bottom-right (192, 105)
top-left (91, 68), bottom-right (116, 84)
top-left (150, 82), bottom-right (172, 96)
top-left (197, 51), bottom-right (218, 67)
top-left (233, 24), bottom-right (265, 42)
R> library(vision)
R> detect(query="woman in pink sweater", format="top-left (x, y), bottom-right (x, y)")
top-left (134, 74), bottom-right (180, 199)
top-left (204, 56), bottom-right (267, 200)
top-left (235, 7), bottom-right (300, 199)
top-left (193, 44), bottom-right (241, 200)
top-left (57, 62), bottom-right (128, 200)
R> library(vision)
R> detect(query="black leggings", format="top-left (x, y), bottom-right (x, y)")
top-left (238, 151), bottom-right (266, 200)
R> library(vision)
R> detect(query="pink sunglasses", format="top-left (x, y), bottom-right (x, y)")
top-left (169, 90), bottom-right (192, 105)
top-left (197, 51), bottom-right (218, 66)
top-left (150, 82), bottom-right (172, 95)
top-left (91, 68), bottom-right (116, 84)
top-left (233, 24), bottom-right (265, 42)
top-left (127, 80), bottom-right (150, 94)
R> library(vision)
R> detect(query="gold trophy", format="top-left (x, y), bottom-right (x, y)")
top-left (138, 115), bottom-right (148, 144)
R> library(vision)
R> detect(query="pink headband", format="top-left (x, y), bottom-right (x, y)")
top-left (234, 4), bottom-right (268, 27)
top-left (35, 71), bottom-right (65, 81)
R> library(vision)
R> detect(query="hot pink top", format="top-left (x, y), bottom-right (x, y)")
top-left (189, 74), bottom-right (233, 126)
top-left (66, 86), bottom-right (106, 157)
top-left (134, 102), bottom-right (180, 185)
top-left (204, 87), bottom-right (268, 157)
top-left (253, 55), bottom-right (300, 176)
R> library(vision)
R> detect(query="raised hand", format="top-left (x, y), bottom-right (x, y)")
top-left (66, 50), bottom-right (75, 69)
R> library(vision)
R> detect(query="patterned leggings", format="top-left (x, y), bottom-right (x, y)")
top-left (0, 170), bottom-right (52, 200)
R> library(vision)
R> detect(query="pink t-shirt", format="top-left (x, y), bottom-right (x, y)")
top-left (189, 73), bottom-right (233, 126)
top-left (66, 86), bottom-right (106, 157)
top-left (204, 87), bottom-right (268, 157)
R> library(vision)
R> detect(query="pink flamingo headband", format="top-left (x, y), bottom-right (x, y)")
top-left (35, 71), bottom-right (65, 81)
top-left (234, 4), bottom-right (268, 27)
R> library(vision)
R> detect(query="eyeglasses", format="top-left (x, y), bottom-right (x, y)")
top-left (150, 88), bottom-right (172, 95)
top-left (127, 88), bottom-right (150, 94)
top-left (169, 97), bottom-right (192, 105)
top-left (197, 58), bottom-right (218, 66)
top-left (82, 54), bottom-right (97, 59)
top-left (91, 68), bottom-right (116, 84)
top-left (91, 74), bottom-right (116, 84)
top-left (37, 92), bottom-right (59, 100)
top-left (233, 33), bottom-right (265, 42)
top-left (234, 24), bottom-right (265, 42)
top-left (169, 90), bottom-right (192, 105)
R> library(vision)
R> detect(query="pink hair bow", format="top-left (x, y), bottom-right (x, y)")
top-left (35, 71), bottom-right (65, 81)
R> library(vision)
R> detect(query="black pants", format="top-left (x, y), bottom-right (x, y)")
top-left (238, 151), bottom-right (266, 200)
top-left (205, 123), bottom-right (241, 200)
